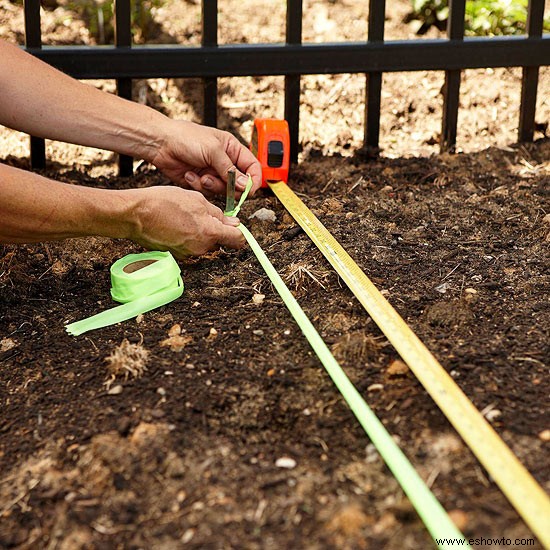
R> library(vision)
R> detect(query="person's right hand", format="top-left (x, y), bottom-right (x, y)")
top-left (125, 186), bottom-right (244, 258)
top-left (149, 120), bottom-right (262, 197)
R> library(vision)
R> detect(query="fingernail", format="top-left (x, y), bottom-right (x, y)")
top-left (226, 216), bottom-right (240, 227)
top-left (185, 172), bottom-right (197, 183)
top-left (203, 177), bottom-right (214, 189)
top-left (237, 175), bottom-right (248, 188)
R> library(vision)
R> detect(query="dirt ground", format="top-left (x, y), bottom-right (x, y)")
top-left (1, 1), bottom-right (549, 549)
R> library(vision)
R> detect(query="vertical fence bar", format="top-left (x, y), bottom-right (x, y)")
top-left (364, 0), bottom-right (385, 155)
top-left (115, 0), bottom-right (133, 176)
top-left (441, 0), bottom-right (465, 152)
top-left (24, 0), bottom-right (46, 169)
top-left (519, 0), bottom-right (544, 142)
top-left (202, 1), bottom-right (218, 127)
top-left (285, 0), bottom-right (302, 163)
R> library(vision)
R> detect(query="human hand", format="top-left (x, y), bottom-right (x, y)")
top-left (150, 120), bottom-right (262, 197)
top-left (126, 186), bottom-right (244, 258)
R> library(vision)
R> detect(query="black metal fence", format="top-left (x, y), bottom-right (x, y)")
top-left (22, 0), bottom-right (550, 175)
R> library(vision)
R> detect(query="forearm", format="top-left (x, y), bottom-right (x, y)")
top-left (0, 163), bottom-right (138, 243)
top-left (0, 39), bottom-right (167, 162)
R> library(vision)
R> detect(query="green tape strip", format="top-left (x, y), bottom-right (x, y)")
top-left (224, 175), bottom-right (253, 217)
top-left (66, 251), bottom-right (183, 336)
top-left (238, 224), bottom-right (468, 549)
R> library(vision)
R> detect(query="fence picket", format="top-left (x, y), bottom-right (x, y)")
top-left (441, 0), bottom-right (466, 152)
top-left (115, 0), bottom-right (133, 176)
top-left (519, 0), bottom-right (545, 142)
top-left (24, 0), bottom-right (46, 169)
top-left (202, 1), bottom-right (218, 128)
top-left (364, 0), bottom-right (385, 155)
top-left (285, 0), bottom-right (303, 163)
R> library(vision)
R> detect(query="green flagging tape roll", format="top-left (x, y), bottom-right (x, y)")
top-left (224, 174), bottom-right (253, 217)
top-left (238, 224), bottom-right (468, 549)
top-left (66, 251), bottom-right (183, 336)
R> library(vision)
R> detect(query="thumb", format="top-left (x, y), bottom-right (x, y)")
top-left (208, 146), bottom-right (249, 190)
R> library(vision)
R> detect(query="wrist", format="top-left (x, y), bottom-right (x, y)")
top-left (87, 188), bottom-right (143, 241)
top-left (123, 107), bottom-right (170, 163)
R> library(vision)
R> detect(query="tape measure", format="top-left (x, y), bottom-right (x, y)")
top-left (250, 118), bottom-right (550, 547)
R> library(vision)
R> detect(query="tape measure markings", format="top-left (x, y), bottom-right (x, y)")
top-left (269, 181), bottom-right (550, 548)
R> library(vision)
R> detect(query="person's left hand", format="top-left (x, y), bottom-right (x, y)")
top-left (150, 120), bottom-right (262, 197)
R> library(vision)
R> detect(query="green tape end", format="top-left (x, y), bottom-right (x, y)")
top-left (224, 175), bottom-right (253, 217)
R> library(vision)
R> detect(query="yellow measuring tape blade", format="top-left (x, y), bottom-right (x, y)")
top-left (269, 181), bottom-right (550, 547)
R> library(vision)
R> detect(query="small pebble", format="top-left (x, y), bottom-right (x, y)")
top-left (181, 529), bottom-right (195, 544)
top-left (267, 368), bottom-right (275, 377)
top-left (157, 387), bottom-right (167, 396)
top-left (387, 359), bottom-right (408, 377)
top-left (448, 509), bottom-right (469, 531)
top-left (275, 456), bottom-right (297, 469)
top-left (253, 329), bottom-right (264, 336)
top-left (0, 338), bottom-right (17, 352)
top-left (135, 313), bottom-right (144, 324)
top-left (108, 384), bottom-right (123, 395)
top-left (435, 282), bottom-right (451, 294)
top-left (168, 323), bottom-right (182, 337)
top-left (538, 429), bottom-right (550, 442)
top-left (249, 208), bottom-right (277, 223)
top-left (485, 409), bottom-right (501, 422)
top-left (252, 293), bottom-right (265, 304)
top-left (464, 288), bottom-right (478, 294)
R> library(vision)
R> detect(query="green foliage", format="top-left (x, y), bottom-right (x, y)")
top-left (21, 0), bottom-right (167, 44)
top-left (407, 0), bottom-right (550, 36)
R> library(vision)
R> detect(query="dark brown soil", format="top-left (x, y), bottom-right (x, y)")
top-left (1, 142), bottom-right (549, 549)
top-left (1, 1), bottom-right (549, 549)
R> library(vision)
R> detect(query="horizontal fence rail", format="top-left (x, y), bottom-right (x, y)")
top-left (19, 0), bottom-right (549, 171)
top-left (26, 38), bottom-right (550, 78)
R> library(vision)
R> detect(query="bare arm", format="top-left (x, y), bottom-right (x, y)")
top-left (0, 163), bottom-right (244, 257)
top-left (0, 39), bottom-right (262, 195)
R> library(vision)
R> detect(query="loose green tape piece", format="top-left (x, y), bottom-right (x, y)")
top-left (66, 251), bottom-right (183, 336)
top-left (238, 221), bottom-right (469, 549)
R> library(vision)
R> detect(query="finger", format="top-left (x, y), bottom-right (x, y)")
top-left (199, 173), bottom-right (226, 195)
top-left (210, 132), bottom-right (262, 192)
top-left (205, 200), bottom-right (225, 222)
top-left (183, 171), bottom-right (206, 193)
top-left (223, 216), bottom-right (241, 227)
top-left (215, 221), bottom-right (246, 250)
top-left (223, 135), bottom-right (263, 194)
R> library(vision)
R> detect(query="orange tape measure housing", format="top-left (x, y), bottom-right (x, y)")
top-left (250, 119), bottom-right (290, 187)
